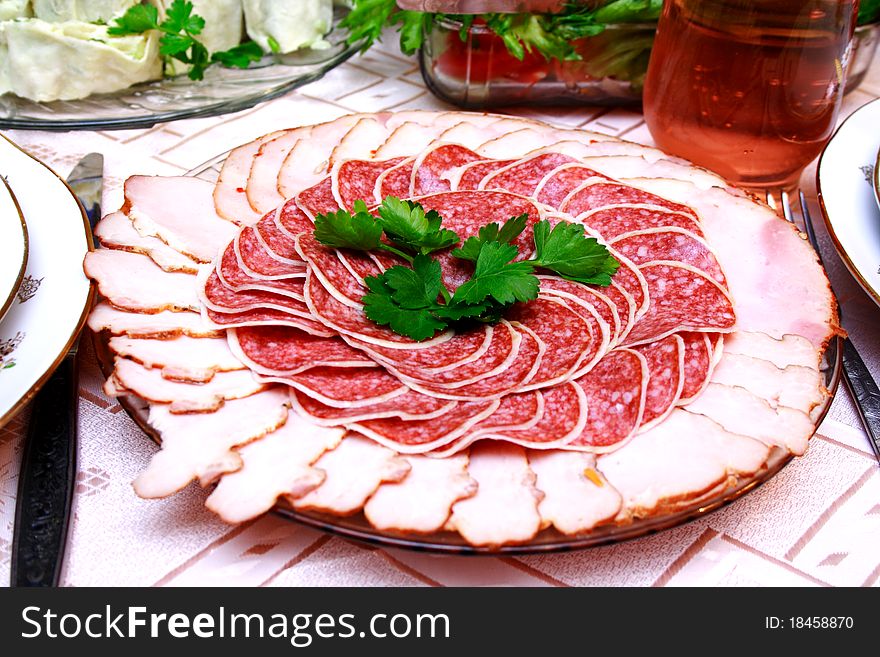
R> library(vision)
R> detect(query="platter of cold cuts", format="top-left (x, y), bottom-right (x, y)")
top-left (84, 110), bottom-right (841, 552)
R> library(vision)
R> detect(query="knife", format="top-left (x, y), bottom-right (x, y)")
top-left (799, 191), bottom-right (880, 466)
top-left (10, 153), bottom-right (103, 587)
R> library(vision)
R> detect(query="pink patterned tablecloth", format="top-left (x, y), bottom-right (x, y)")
top-left (2, 39), bottom-right (879, 587)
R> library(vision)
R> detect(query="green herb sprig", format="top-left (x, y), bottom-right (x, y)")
top-left (315, 197), bottom-right (619, 340)
top-left (109, 0), bottom-right (264, 81)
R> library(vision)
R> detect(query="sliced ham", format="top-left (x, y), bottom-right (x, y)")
top-left (214, 129), bottom-right (287, 224)
top-left (446, 443), bottom-right (543, 547)
top-left (133, 387), bottom-right (290, 498)
top-left (87, 303), bottom-right (220, 339)
top-left (206, 417), bottom-right (344, 523)
top-left (84, 249), bottom-right (200, 313)
top-left (95, 211), bottom-right (200, 274)
top-left (364, 454), bottom-right (477, 534)
top-left (530, 451), bottom-right (622, 534)
top-left (123, 176), bottom-right (238, 261)
top-left (108, 335), bottom-right (245, 383)
top-left (723, 331), bottom-right (819, 370)
top-left (246, 128), bottom-right (308, 213)
top-left (292, 434), bottom-right (411, 515)
top-left (597, 409), bottom-right (770, 519)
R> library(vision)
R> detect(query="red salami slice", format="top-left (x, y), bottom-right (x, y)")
top-left (562, 181), bottom-right (699, 221)
top-left (304, 274), bottom-right (454, 349)
top-left (455, 159), bottom-right (515, 190)
top-left (631, 334), bottom-right (685, 431)
top-left (275, 200), bottom-right (315, 239)
top-left (580, 204), bottom-right (704, 240)
top-left (412, 144), bottom-right (483, 196)
top-left (570, 348), bottom-right (648, 450)
top-left (279, 366), bottom-right (407, 408)
top-left (623, 262), bottom-right (736, 346)
top-left (296, 177), bottom-right (338, 220)
top-left (349, 399), bottom-right (500, 452)
top-left (678, 331), bottom-right (714, 404)
top-left (610, 228), bottom-right (726, 285)
top-left (428, 391), bottom-right (545, 457)
top-left (413, 191), bottom-right (543, 291)
top-left (352, 323), bottom-right (492, 374)
top-left (479, 153), bottom-right (577, 196)
top-left (534, 163), bottom-right (613, 208)
top-left (236, 226), bottom-right (306, 279)
top-left (229, 325), bottom-right (373, 375)
top-left (377, 160), bottom-right (414, 199)
top-left (334, 158), bottom-right (405, 209)
top-left (254, 210), bottom-right (303, 264)
top-left (216, 245), bottom-right (305, 300)
top-left (291, 388), bottom-right (456, 425)
top-left (295, 233), bottom-right (372, 307)
top-left (508, 296), bottom-right (598, 390)
top-left (202, 270), bottom-right (310, 315)
top-left (488, 381), bottom-right (589, 447)
top-left (405, 324), bottom-right (543, 401)
top-left (204, 307), bottom-right (334, 336)
top-left (538, 276), bottom-right (621, 347)
top-left (606, 250), bottom-right (649, 321)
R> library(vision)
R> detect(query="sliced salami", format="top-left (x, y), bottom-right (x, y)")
top-left (610, 227), bottom-right (726, 285)
top-left (296, 177), bottom-right (339, 220)
top-left (479, 152), bottom-right (577, 196)
top-left (454, 159), bottom-right (515, 190)
top-left (202, 270), bottom-right (309, 315)
top-left (295, 234), bottom-right (372, 307)
top-left (236, 225), bottom-right (306, 280)
top-left (623, 262), bottom-right (736, 346)
top-left (488, 381), bottom-right (589, 447)
top-left (411, 144), bottom-right (484, 196)
top-left (678, 331), bottom-right (715, 404)
top-left (278, 366), bottom-right (408, 408)
top-left (538, 276), bottom-right (621, 347)
top-left (228, 326), bottom-right (373, 376)
top-left (570, 348), bottom-right (648, 450)
top-left (275, 200), bottom-right (315, 239)
top-left (334, 157), bottom-right (405, 209)
top-left (561, 180), bottom-right (699, 221)
top-left (204, 307), bottom-right (335, 337)
top-left (579, 204), bottom-right (704, 240)
top-left (217, 242), bottom-right (305, 300)
top-left (254, 209), bottom-right (304, 264)
top-left (291, 389), bottom-right (456, 425)
top-left (376, 160), bottom-right (414, 200)
top-left (349, 399), bottom-right (500, 453)
top-left (534, 163), bottom-right (613, 208)
top-left (631, 334), bottom-right (685, 431)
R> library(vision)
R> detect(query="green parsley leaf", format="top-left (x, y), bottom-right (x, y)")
top-left (108, 4), bottom-right (160, 35)
top-left (381, 255), bottom-right (443, 310)
top-left (314, 205), bottom-right (383, 251)
top-left (451, 213), bottom-right (528, 262)
top-left (163, 0), bottom-right (205, 36)
top-left (363, 276), bottom-right (447, 341)
top-left (376, 196), bottom-right (460, 255)
top-left (452, 241), bottom-right (538, 306)
top-left (267, 35), bottom-right (281, 54)
top-left (531, 219), bottom-right (620, 284)
top-left (159, 32), bottom-right (192, 57)
top-left (211, 41), bottom-right (264, 69)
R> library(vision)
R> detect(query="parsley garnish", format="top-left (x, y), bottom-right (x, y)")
top-left (315, 198), bottom-right (619, 341)
top-left (109, 0), bottom-right (265, 81)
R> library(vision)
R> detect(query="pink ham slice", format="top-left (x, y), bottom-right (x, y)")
top-left (245, 128), bottom-right (308, 214)
top-left (123, 176), bottom-right (238, 262)
top-left (580, 204), bottom-right (704, 240)
top-left (88, 303), bottom-right (221, 339)
top-left (236, 225), bottom-right (306, 279)
top-left (276, 366), bottom-right (407, 409)
top-left (228, 325), bottom-right (373, 375)
top-left (84, 249), bottom-right (200, 313)
top-left (411, 144), bottom-right (484, 195)
top-left (108, 335), bottom-right (245, 383)
top-left (291, 388), bottom-right (456, 425)
top-left (534, 163), bottom-right (613, 208)
top-left (478, 152), bottom-right (577, 196)
top-left (95, 211), bottom-right (200, 274)
top-left (561, 180), bottom-right (699, 221)
top-left (622, 262), bottom-right (736, 347)
top-left (570, 348), bottom-right (648, 451)
top-left (349, 399), bottom-right (500, 453)
top-left (610, 227), bottom-right (726, 285)
top-left (333, 157), bottom-right (405, 209)
top-left (214, 130), bottom-right (287, 224)
top-left (678, 331), bottom-right (715, 404)
top-left (631, 334), bottom-right (685, 431)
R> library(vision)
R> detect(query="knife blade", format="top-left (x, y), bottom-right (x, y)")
top-left (10, 153), bottom-right (103, 587)
top-left (799, 191), bottom-right (880, 466)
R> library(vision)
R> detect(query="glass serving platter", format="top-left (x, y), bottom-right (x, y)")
top-left (0, 7), bottom-right (363, 132)
top-left (89, 148), bottom-right (843, 555)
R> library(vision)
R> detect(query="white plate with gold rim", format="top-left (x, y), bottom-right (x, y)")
top-left (0, 174), bottom-right (27, 324)
top-left (817, 97), bottom-right (880, 309)
top-left (0, 134), bottom-right (93, 430)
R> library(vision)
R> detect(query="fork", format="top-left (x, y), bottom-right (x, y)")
top-left (771, 189), bottom-right (880, 465)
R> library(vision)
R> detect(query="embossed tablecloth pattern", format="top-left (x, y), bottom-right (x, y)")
top-left (1, 40), bottom-right (879, 587)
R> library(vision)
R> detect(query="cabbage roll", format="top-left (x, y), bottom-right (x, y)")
top-left (242, 0), bottom-right (332, 53)
top-left (151, 0), bottom-right (242, 54)
top-left (31, 0), bottom-right (137, 22)
top-left (0, 19), bottom-right (161, 101)
top-left (0, 0), bottom-right (32, 20)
